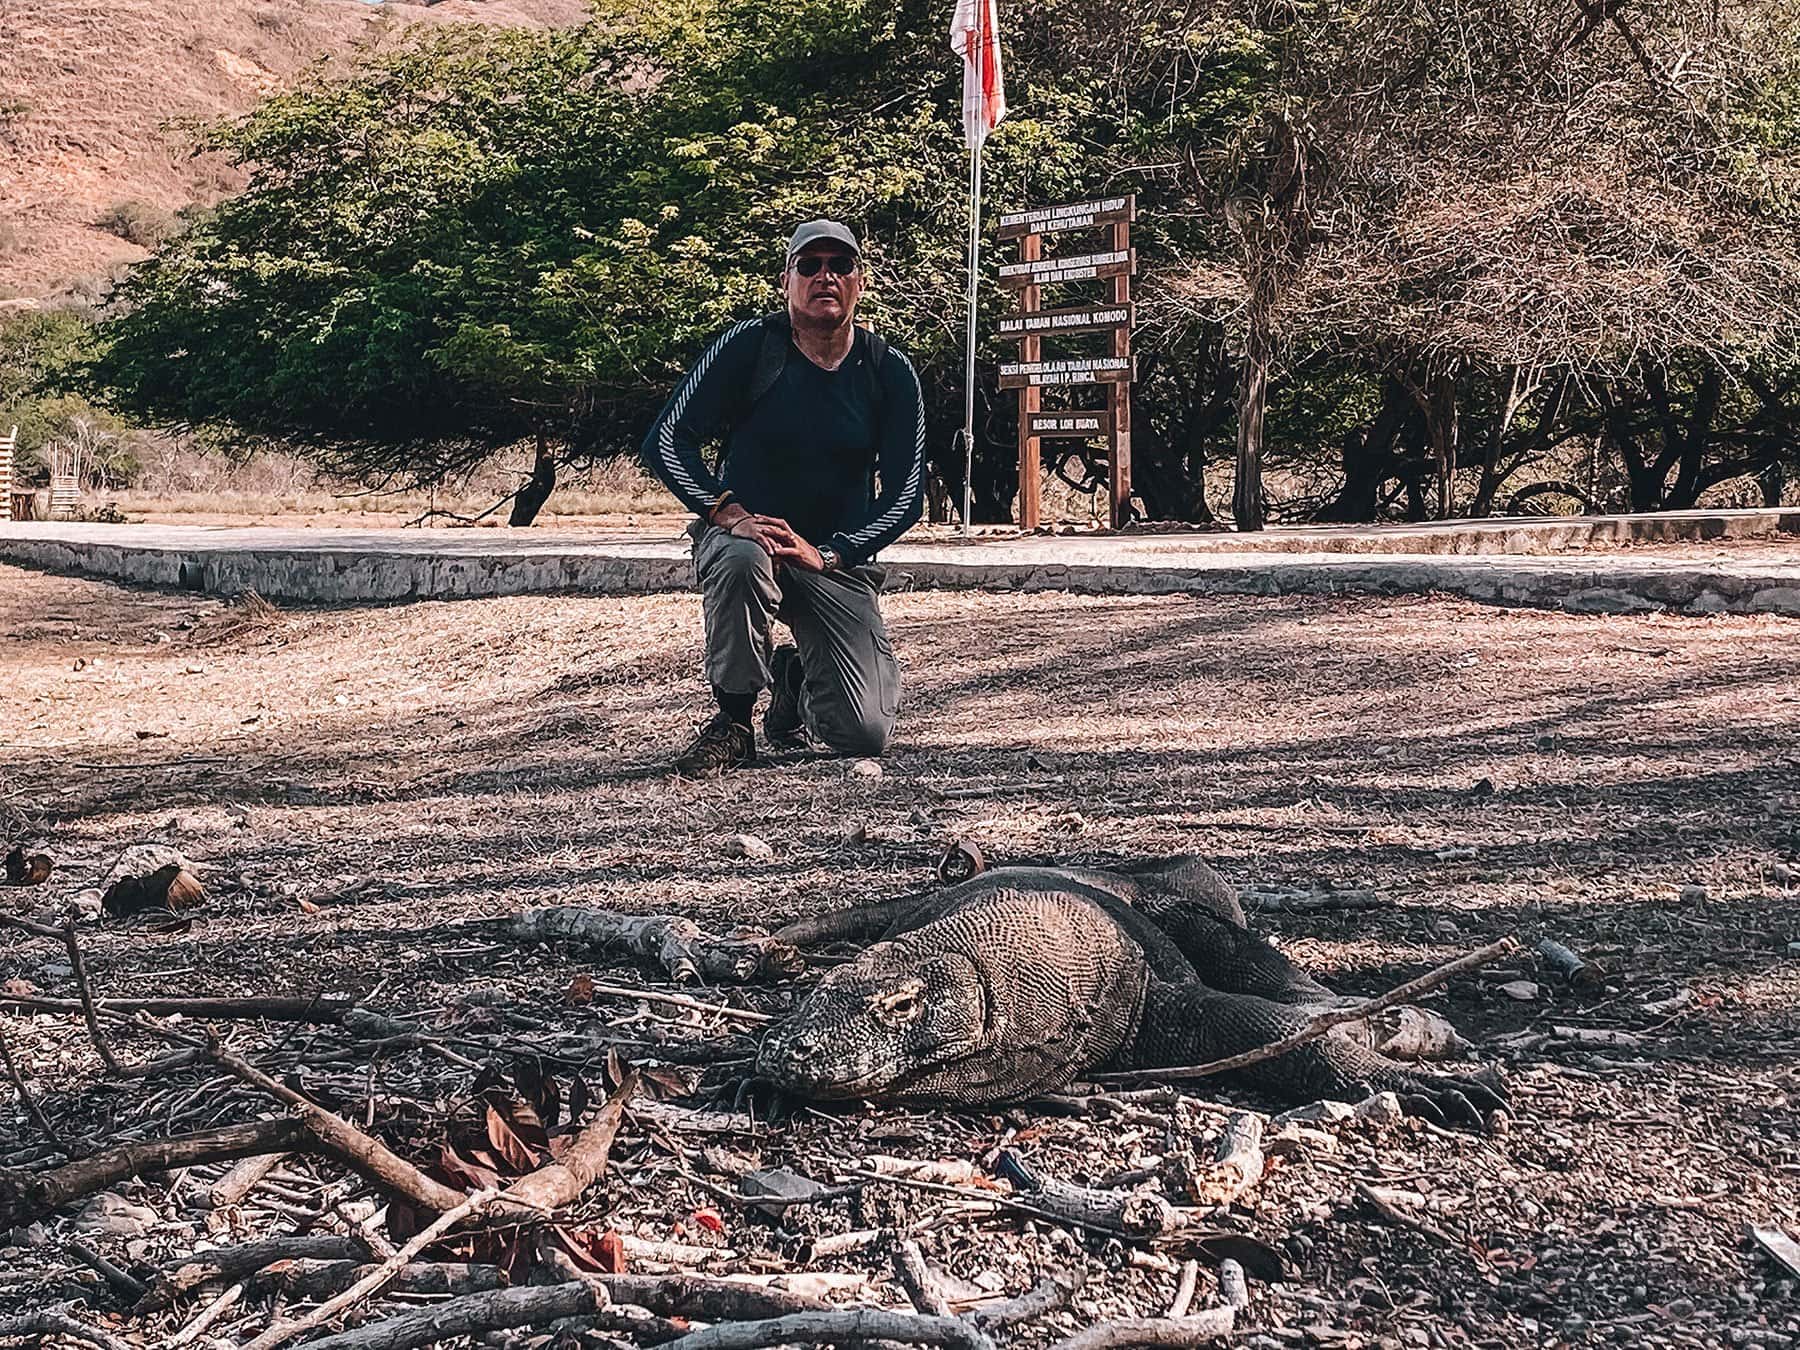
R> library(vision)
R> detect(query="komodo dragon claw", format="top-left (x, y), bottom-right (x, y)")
top-left (1393, 1071), bottom-right (1508, 1129)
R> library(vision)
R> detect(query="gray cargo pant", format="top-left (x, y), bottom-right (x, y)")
top-left (690, 523), bottom-right (900, 756)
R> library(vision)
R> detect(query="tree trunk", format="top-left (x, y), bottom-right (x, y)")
top-left (926, 471), bottom-right (950, 524)
top-left (509, 435), bottom-right (557, 526)
top-left (1233, 315), bottom-right (1271, 533)
top-left (1759, 461), bottom-right (1786, 507)
top-left (1428, 370), bottom-right (1459, 518)
top-left (1666, 365), bottom-right (1722, 510)
top-left (1320, 376), bottom-right (1409, 522)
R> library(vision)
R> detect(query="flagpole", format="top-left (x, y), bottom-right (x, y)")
top-left (961, 136), bottom-right (981, 538)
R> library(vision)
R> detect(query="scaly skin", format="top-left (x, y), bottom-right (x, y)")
top-left (758, 861), bottom-right (1506, 1126)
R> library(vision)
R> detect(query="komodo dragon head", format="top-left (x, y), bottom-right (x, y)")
top-left (755, 941), bottom-right (989, 1100)
top-left (757, 889), bottom-right (1147, 1105)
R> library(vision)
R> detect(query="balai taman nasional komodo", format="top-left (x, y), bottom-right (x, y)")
top-left (757, 856), bottom-right (1506, 1126)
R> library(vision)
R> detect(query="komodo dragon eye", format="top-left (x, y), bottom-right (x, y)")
top-left (873, 983), bottom-right (924, 1026)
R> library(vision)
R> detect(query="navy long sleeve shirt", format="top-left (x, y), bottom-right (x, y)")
top-left (642, 319), bottom-right (926, 567)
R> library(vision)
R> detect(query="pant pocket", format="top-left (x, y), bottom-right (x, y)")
top-left (873, 630), bottom-right (901, 721)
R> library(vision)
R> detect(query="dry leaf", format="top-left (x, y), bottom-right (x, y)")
top-left (484, 1104), bottom-right (542, 1172)
top-left (566, 974), bottom-right (596, 1006)
top-left (556, 1227), bottom-right (627, 1274)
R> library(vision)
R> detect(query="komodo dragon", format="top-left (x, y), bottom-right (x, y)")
top-left (757, 855), bottom-right (1505, 1126)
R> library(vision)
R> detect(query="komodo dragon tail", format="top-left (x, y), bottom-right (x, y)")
top-left (1128, 981), bottom-right (1508, 1128)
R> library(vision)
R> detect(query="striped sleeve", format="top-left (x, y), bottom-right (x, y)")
top-left (830, 344), bottom-right (927, 566)
top-left (640, 319), bottom-right (760, 517)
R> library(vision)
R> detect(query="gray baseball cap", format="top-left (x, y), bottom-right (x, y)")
top-left (785, 219), bottom-right (861, 263)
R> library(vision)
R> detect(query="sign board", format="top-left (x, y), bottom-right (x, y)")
top-left (997, 304), bottom-right (1132, 338)
top-left (997, 249), bottom-right (1134, 291)
top-left (998, 356), bottom-right (1133, 389)
top-left (1028, 411), bottom-right (1113, 439)
top-left (996, 196), bottom-right (1134, 240)
top-left (998, 195), bottom-right (1135, 530)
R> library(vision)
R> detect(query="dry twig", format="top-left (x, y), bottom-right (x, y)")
top-left (0, 1021), bottom-right (66, 1148)
top-left (1045, 1312), bottom-right (1236, 1350)
top-left (0, 1306), bottom-right (132, 1350)
top-left (657, 1309), bottom-right (997, 1350)
top-left (1, 1118), bottom-right (312, 1229)
top-left (292, 1280), bottom-right (609, 1350)
top-left (241, 1187), bottom-right (499, 1350)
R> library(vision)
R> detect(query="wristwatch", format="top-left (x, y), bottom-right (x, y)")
top-left (818, 546), bottom-right (841, 571)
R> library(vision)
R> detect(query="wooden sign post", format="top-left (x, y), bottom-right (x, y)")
top-left (996, 195), bottom-right (1135, 528)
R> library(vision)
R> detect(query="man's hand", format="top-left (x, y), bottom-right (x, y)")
top-left (713, 502), bottom-right (792, 557)
top-left (770, 533), bottom-right (827, 572)
top-left (712, 504), bottom-right (831, 570)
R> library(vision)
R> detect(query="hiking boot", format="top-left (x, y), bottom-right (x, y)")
top-left (763, 644), bottom-right (808, 749)
top-left (673, 712), bottom-right (756, 779)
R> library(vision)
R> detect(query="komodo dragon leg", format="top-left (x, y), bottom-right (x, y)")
top-left (1125, 980), bottom-right (1507, 1127)
top-left (1134, 899), bottom-right (1334, 1005)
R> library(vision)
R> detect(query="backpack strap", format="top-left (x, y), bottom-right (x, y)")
top-left (742, 312), bottom-right (889, 419)
top-left (745, 312), bottom-right (791, 411)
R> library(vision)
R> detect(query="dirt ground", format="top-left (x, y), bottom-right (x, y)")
top-left (2, 562), bottom-right (1798, 1349)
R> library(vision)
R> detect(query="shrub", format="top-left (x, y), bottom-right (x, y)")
top-left (95, 200), bottom-right (181, 248)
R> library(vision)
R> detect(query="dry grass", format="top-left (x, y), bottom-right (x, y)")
top-left (99, 446), bottom-right (682, 524)
top-left (0, 0), bottom-right (586, 298)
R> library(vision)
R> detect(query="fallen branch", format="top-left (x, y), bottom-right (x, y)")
top-left (291, 1281), bottom-right (609, 1350)
top-left (656, 1310), bottom-right (997, 1350)
top-left (962, 1270), bottom-right (1084, 1332)
top-left (1164, 1262), bottom-right (1199, 1319)
top-left (243, 1188), bottom-right (498, 1350)
top-left (205, 1032), bottom-right (474, 1217)
top-left (562, 980), bottom-right (774, 1026)
top-left (1045, 1312), bottom-right (1236, 1350)
top-left (507, 909), bottom-right (804, 984)
top-left (253, 1259), bottom-right (506, 1302)
top-left (0, 993), bottom-right (358, 1022)
top-left (1170, 1112), bottom-right (1264, 1206)
top-left (892, 1237), bottom-right (952, 1316)
top-left (0, 1305), bottom-right (132, 1350)
top-left (1354, 1182), bottom-right (1472, 1255)
top-left (0, 1118), bottom-right (312, 1230)
top-left (167, 1281), bottom-right (244, 1348)
top-left (502, 1071), bottom-right (637, 1212)
top-left (0, 914), bottom-right (62, 942)
top-left (845, 1166), bottom-right (1155, 1241)
top-left (67, 1239), bottom-right (149, 1305)
top-left (596, 1274), bottom-right (833, 1320)
top-left (1102, 936), bottom-right (1518, 1083)
top-left (995, 1150), bottom-right (1172, 1239)
top-left (208, 1149), bottom-right (290, 1207)
top-left (140, 1235), bottom-right (369, 1312)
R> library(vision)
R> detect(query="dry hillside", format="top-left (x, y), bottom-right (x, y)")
top-left (0, 0), bottom-right (586, 299)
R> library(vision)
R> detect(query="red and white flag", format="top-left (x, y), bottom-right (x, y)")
top-left (949, 0), bottom-right (1006, 150)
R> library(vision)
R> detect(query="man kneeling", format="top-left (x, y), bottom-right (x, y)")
top-left (641, 220), bottom-right (927, 778)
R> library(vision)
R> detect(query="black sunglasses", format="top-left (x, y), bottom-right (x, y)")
top-left (792, 254), bottom-right (859, 277)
